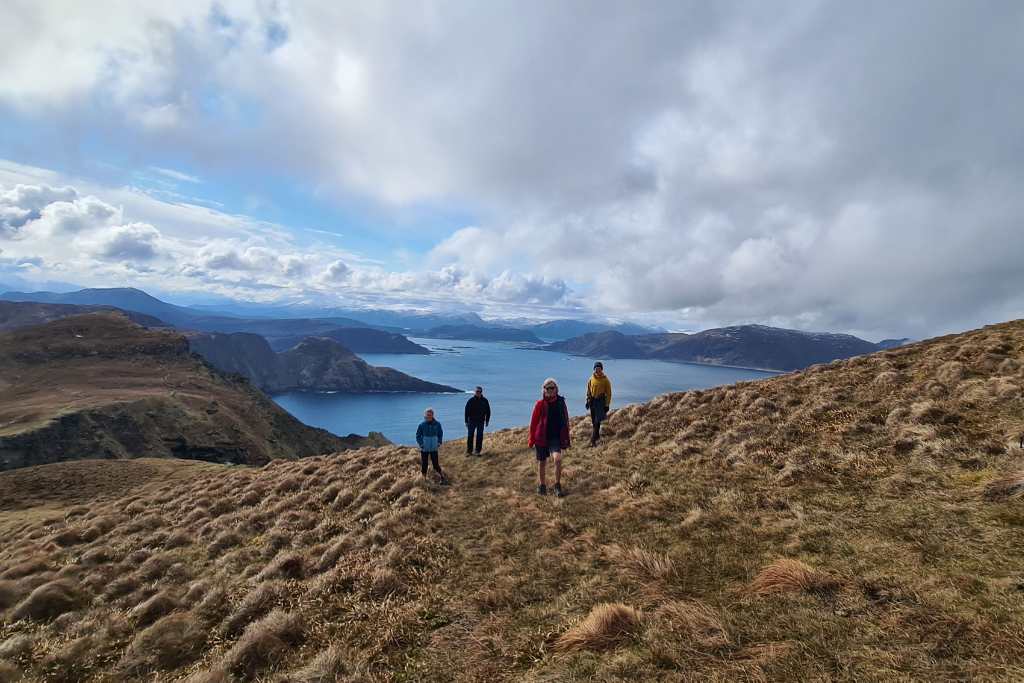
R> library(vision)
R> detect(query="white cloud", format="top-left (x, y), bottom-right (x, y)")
top-left (89, 223), bottom-right (162, 261)
top-left (150, 166), bottom-right (200, 184)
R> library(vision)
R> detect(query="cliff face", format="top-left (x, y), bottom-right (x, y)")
top-left (187, 332), bottom-right (459, 394)
top-left (0, 314), bottom-right (387, 470)
top-left (276, 337), bottom-right (459, 393)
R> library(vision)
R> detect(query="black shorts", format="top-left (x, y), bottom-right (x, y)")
top-left (535, 438), bottom-right (563, 461)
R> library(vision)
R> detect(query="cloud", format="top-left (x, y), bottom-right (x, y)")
top-left (91, 223), bottom-right (162, 261)
top-left (150, 166), bottom-right (200, 184)
top-left (2, 3), bottom-right (1024, 337)
top-left (320, 259), bottom-right (351, 282)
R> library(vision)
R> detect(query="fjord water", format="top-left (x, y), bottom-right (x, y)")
top-left (273, 338), bottom-right (776, 445)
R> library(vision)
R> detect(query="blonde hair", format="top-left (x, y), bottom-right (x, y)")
top-left (541, 377), bottom-right (558, 397)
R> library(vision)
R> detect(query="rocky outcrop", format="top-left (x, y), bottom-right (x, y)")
top-left (267, 327), bottom-right (430, 354)
top-left (0, 313), bottom-right (388, 471)
top-left (276, 337), bottom-right (457, 392)
top-left (187, 332), bottom-right (459, 394)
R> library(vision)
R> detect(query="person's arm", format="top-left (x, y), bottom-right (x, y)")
top-left (606, 378), bottom-right (612, 408)
top-left (465, 399), bottom-right (471, 425)
top-left (586, 377), bottom-right (593, 400)
top-left (484, 398), bottom-right (491, 425)
top-left (437, 421), bottom-right (443, 444)
top-left (415, 423), bottom-right (424, 448)
top-left (528, 401), bottom-right (542, 447)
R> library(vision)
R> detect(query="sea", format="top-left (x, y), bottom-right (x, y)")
top-left (272, 337), bottom-right (778, 446)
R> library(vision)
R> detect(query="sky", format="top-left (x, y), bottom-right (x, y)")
top-left (1, 0), bottom-right (1022, 340)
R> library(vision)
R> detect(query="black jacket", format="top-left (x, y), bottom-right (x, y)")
top-left (464, 395), bottom-right (491, 424)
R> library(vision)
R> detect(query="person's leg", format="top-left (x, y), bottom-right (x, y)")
top-left (553, 450), bottom-right (562, 486)
top-left (536, 450), bottom-right (547, 493)
top-left (420, 450), bottom-right (428, 476)
top-left (475, 423), bottom-right (484, 453)
top-left (466, 425), bottom-right (473, 454)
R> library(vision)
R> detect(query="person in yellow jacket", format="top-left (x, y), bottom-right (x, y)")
top-left (586, 361), bottom-right (612, 446)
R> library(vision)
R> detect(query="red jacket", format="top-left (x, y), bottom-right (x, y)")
top-left (529, 396), bottom-right (571, 449)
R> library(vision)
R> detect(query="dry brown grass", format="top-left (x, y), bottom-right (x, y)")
top-left (219, 609), bottom-right (305, 679)
top-left (119, 612), bottom-right (208, 673)
top-left (10, 579), bottom-right (84, 621)
top-left (749, 558), bottom-right (838, 595)
top-left (223, 581), bottom-right (287, 636)
top-left (983, 471), bottom-right (1024, 500)
top-left (275, 644), bottom-right (350, 682)
top-left (2, 320), bottom-right (1024, 680)
top-left (649, 600), bottom-right (730, 651)
top-left (554, 603), bottom-right (644, 654)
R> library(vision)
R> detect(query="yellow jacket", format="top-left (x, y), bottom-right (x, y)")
top-left (587, 374), bottom-right (612, 407)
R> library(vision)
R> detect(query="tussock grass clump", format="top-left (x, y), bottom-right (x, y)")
top-left (0, 580), bottom-right (20, 610)
top-left (195, 585), bottom-right (230, 624)
top-left (0, 634), bottom-right (33, 659)
top-left (165, 530), bottom-right (195, 548)
top-left (130, 590), bottom-right (180, 627)
top-left (208, 530), bottom-right (244, 557)
top-left (10, 579), bottom-right (84, 621)
top-left (369, 567), bottom-right (402, 597)
top-left (983, 471), bottom-right (1024, 501)
top-left (276, 644), bottom-right (349, 682)
top-left (554, 603), bottom-right (643, 653)
top-left (120, 612), bottom-right (207, 673)
top-left (257, 552), bottom-right (305, 581)
top-left (604, 544), bottom-right (675, 582)
top-left (223, 581), bottom-right (286, 636)
top-left (750, 559), bottom-right (838, 595)
top-left (219, 609), bottom-right (305, 679)
top-left (0, 558), bottom-right (48, 580)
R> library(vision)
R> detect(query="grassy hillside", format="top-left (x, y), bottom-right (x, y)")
top-left (0, 320), bottom-right (1022, 681)
top-left (0, 313), bottom-right (384, 470)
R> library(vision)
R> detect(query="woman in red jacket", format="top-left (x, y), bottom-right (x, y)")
top-left (529, 377), bottom-right (571, 497)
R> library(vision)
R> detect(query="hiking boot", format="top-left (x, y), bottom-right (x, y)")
top-left (474, 450), bottom-right (482, 456)
top-left (439, 474), bottom-right (449, 485)
top-left (554, 483), bottom-right (564, 498)
top-left (537, 484), bottom-right (547, 495)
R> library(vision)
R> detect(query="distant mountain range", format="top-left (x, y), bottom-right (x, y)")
top-left (423, 324), bottom-right (544, 343)
top-left (0, 287), bottom-right (666, 344)
top-left (0, 288), bottom-right (907, 369)
top-left (543, 325), bottom-right (911, 372)
top-left (529, 319), bottom-right (660, 340)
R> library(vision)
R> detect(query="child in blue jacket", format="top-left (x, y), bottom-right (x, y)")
top-left (415, 408), bottom-right (447, 483)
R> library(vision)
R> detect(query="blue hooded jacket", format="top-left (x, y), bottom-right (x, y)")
top-left (416, 419), bottom-right (443, 452)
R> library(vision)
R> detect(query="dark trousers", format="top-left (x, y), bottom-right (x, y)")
top-left (466, 422), bottom-right (484, 453)
top-left (420, 451), bottom-right (441, 475)
top-left (590, 397), bottom-right (607, 444)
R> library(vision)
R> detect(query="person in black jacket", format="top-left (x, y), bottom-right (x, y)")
top-left (464, 386), bottom-right (491, 455)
